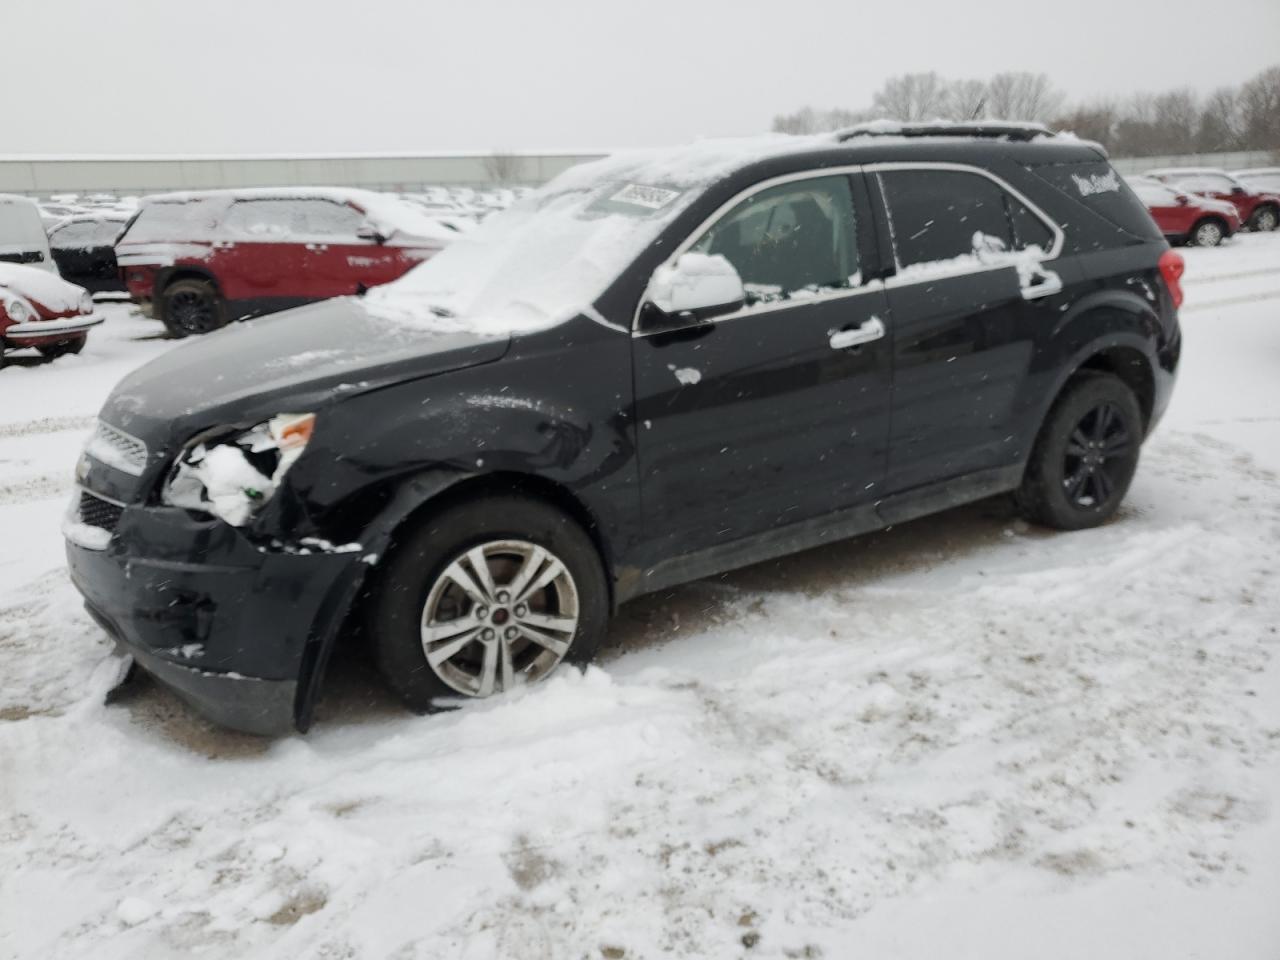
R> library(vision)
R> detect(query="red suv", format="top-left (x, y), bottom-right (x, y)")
top-left (115, 188), bottom-right (457, 336)
top-left (1127, 176), bottom-right (1241, 246)
top-left (1146, 167), bottom-right (1280, 233)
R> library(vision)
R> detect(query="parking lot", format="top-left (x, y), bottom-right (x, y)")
top-left (0, 228), bottom-right (1276, 957)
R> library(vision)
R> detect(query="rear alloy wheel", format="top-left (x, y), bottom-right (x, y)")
top-left (1017, 373), bottom-right (1143, 530)
top-left (1190, 219), bottom-right (1224, 247)
top-left (161, 278), bottom-right (227, 337)
top-left (1251, 206), bottom-right (1278, 233)
top-left (368, 494), bottom-right (609, 713)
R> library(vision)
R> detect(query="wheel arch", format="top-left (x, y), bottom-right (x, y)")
top-left (292, 467), bottom-right (617, 732)
top-left (1190, 215), bottom-right (1229, 244)
top-left (157, 264), bottom-right (221, 297)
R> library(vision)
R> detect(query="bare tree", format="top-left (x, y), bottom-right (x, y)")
top-left (1196, 87), bottom-right (1244, 152)
top-left (483, 151), bottom-right (525, 185)
top-left (1053, 101), bottom-right (1118, 146)
top-left (947, 79), bottom-right (989, 120)
top-left (984, 72), bottom-right (1065, 122)
top-left (871, 72), bottom-right (951, 121)
top-left (771, 106), bottom-right (873, 134)
top-left (1238, 65), bottom-right (1280, 149)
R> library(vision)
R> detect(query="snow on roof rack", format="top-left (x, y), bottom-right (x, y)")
top-left (832, 120), bottom-right (1055, 143)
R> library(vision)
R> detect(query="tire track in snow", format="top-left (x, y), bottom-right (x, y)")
top-left (0, 473), bottom-right (71, 506)
top-left (0, 415), bottom-right (95, 440)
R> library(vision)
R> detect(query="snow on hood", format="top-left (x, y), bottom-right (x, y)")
top-left (363, 135), bottom-right (827, 336)
top-left (0, 262), bottom-right (88, 314)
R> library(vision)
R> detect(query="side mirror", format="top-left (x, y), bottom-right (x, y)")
top-left (356, 223), bottom-right (387, 244)
top-left (642, 253), bottom-right (745, 330)
top-left (1231, 185), bottom-right (1246, 196)
top-left (1176, 194), bottom-right (1190, 206)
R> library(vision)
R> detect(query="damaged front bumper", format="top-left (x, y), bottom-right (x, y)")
top-left (65, 497), bottom-right (367, 735)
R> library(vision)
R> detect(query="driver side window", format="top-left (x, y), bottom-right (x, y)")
top-left (690, 175), bottom-right (861, 306)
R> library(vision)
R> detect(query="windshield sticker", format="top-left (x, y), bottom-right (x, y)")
top-left (610, 184), bottom-right (682, 210)
top-left (1071, 170), bottom-right (1121, 197)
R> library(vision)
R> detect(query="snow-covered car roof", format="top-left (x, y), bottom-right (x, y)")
top-left (0, 261), bottom-right (89, 313)
top-left (1233, 167), bottom-right (1280, 178)
top-left (136, 187), bottom-right (458, 244)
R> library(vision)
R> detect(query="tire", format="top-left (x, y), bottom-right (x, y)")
top-left (160, 277), bottom-right (227, 337)
top-left (1249, 205), bottom-right (1278, 233)
top-left (366, 493), bottom-right (610, 713)
top-left (1016, 372), bottom-right (1143, 531)
top-left (1190, 218), bottom-right (1226, 247)
top-left (37, 336), bottom-right (86, 359)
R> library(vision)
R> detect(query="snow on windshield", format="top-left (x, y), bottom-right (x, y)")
top-left (364, 135), bottom-right (825, 335)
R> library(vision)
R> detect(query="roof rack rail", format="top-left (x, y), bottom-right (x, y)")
top-left (832, 120), bottom-right (1055, 143)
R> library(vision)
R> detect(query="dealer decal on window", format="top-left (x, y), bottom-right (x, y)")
top-left (610, 183), bottom-right (681, 210)
top-left (1071, 170), bottom-right (1121, 197)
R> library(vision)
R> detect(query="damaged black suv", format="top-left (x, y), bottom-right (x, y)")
top-left (66, 123), bottom-right (1182, 734)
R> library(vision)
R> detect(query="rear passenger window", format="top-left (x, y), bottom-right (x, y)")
top-left (690, 175), bottom-right (861, 305)
top-left (223, 199), bottom-right (363, 240)
top-left (878, 169), bottom-right (1053, 271)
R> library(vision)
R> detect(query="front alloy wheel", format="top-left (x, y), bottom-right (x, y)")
top-left (421, 540), bottom-right (580, 697)
top-left (368, 493), bottom-right (609, 714)
top-left (1191, 220), bottom-right (1223, 247)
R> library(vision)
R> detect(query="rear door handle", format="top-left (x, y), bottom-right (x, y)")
top-left (829, 316), bottom-right (886, 350)
top-left (1020, 270), bottom-right (1063, 301)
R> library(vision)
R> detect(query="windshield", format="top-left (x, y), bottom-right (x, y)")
top-left (364, 135), bottom-right (816, 334)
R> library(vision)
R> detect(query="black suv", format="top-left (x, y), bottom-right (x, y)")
top-left (65, 123), bottom-right (1182, 734)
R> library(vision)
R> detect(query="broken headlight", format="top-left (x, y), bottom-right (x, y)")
top-left (162, 413), bottom-right (316, 526)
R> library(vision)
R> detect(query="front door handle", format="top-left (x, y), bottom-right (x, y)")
top-left (829, 316), bottom-right (886, 350)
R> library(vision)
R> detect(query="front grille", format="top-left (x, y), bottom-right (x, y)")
top-left (85, 420), bottom-right (148, 476)
top-left (79, 492), bottom-right (124, 533)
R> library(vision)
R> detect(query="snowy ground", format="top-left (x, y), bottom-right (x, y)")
top-left (2, 236), bottom-right (1278, 959)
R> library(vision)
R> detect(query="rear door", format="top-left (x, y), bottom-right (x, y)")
top-left (216, 198), bottom-right (320, 309)
top-left (632, 170), bottom-right (893, 560)
top-left (870, 164), bottom-right (1066, 494)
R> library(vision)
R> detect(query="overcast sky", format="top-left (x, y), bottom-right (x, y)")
top-left (9, 0), bottom-right (1279, 155)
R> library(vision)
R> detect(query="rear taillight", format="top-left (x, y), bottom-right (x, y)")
top-left (1158, 249), bottom-right (1185, 309)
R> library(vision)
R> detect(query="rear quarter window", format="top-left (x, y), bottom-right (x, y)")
top-left (1027, 161), bottom-right (1162, 242)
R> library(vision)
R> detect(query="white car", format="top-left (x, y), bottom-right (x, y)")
top-left (0, 262), bottom-right (104, 366)
top-left (0, 194), bottom-right (58, 275)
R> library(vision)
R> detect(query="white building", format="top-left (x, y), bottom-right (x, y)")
top-left (0, 151), bottom-right (608, 198)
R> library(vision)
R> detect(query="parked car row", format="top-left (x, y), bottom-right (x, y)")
top-left (0, 184), bottom-right (518, 363)
top-left (1128, 166), bottom-right (1280, 246)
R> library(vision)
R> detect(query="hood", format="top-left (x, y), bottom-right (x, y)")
top-left (0, 262), bottom-right (89, 317)
top-left (102, 296), bottom-right (510, 454)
